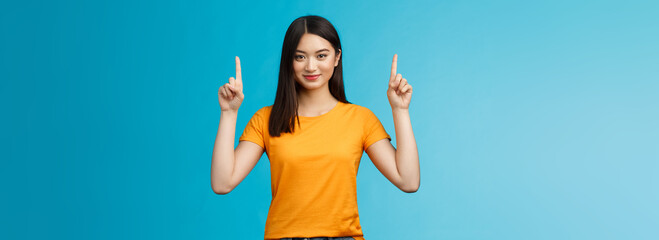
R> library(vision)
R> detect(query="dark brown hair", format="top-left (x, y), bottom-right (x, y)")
top-left (269, 15), bottom-right (349, 137)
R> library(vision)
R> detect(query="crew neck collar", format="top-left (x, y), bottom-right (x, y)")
top-left (297, 101), bottom-right (342, 120)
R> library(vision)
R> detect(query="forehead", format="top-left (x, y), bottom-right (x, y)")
top-left (296, 33), bottom-right (334, 52)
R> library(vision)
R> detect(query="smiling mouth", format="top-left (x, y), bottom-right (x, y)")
top-left (304, 74), bottom-right (320, 80)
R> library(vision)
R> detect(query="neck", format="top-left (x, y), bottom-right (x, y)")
top-left (297, 84), bottom-right (339, 116)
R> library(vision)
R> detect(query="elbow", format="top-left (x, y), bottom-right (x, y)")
top-left (401, 185), bottom-right (419, 193)
top-left (213, 188), bottom-right (232, 195)
top-left (213, 187), bottom-right (233, 195)
top-left (400, 180), bottom-right (420, 193)
top-left (211, 182), bottom-right (234, 195)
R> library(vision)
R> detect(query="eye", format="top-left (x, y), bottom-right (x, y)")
top-left (294, 55), bottom-right (304, 60)
top-left (318, 54), bottom-right (327, 59)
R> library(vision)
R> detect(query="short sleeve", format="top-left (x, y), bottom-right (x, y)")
top-left (362, 108), bottom-right (391, 150)
top-left (239, 107), bottom-right (267, 149)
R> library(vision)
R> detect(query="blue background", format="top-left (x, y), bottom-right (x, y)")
top-left (2, 0), bottom-right (658, 239)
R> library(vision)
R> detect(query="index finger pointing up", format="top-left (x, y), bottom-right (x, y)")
top-left (390, 53), bottom-right (398, 82)
top-left (235, 56), bottom-right (242, 87)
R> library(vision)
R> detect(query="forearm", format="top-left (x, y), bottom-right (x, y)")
top-left (392, 108), bottom-right (420, 190)
top-left (210, 110), bottom-right (238, 193)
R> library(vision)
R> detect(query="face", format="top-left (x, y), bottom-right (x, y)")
top-left (293, 33), bottom-right (341, 91)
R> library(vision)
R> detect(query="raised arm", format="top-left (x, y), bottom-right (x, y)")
top-left (211, 56), bottom-right (264, 195)
top-left (366, 53), bottom-right (420, 193)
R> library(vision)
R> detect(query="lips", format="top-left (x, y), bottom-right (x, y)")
top-left (304, 74), bottom-right (320, 80)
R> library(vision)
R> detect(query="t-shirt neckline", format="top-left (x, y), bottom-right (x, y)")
top-left (297, 101), bottom-right (342, 120)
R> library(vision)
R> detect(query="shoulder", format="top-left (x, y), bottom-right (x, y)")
top-left (246, 105), bottom-right (273, 122)
top-left (253, 105), bottom-right (273, 116)
top-left (339, 102), bottom-right (378, 119)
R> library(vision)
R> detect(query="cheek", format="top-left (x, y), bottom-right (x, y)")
top-left (293, 62), bottom-right (304, 73)
top-left (320, 61), bottom-right (335, 71)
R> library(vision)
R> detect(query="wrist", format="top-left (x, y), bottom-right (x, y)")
top-left (391, 107), bottom-right (409, 114)
top-left (221, 109), bottom-right (238, 117)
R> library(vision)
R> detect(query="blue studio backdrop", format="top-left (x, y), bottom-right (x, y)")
top-left (2, 0), bottom-right (658, 239)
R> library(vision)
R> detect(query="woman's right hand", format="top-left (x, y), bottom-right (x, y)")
top-left (218, 56), bottom-right (245, 113)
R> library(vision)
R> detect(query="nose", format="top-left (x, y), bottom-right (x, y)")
top-left (304, 58), bottom-right (317, 72)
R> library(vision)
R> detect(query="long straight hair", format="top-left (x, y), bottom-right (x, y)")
top-left (269, 15), bottom-right (349, 137)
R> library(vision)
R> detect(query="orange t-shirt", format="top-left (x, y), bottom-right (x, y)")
top-left (239, 101), bottom-right (391, 240)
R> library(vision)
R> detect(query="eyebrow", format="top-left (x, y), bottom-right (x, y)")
top-left (295, 48), bottom-right (330, 54)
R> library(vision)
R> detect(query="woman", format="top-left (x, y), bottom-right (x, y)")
top-left (211, 15), bottom-right (419, 240)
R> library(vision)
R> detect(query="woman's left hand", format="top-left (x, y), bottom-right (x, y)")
top-left (387, 54), bottom-right (413, 110)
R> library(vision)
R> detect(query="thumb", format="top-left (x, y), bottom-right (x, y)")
top-left (229, 85), bottom-right (245, 99)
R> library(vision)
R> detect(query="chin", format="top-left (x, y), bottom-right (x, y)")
top-left (298, 83), bottom-right (324, 91)
top-left (296, 78), bottom-right (328, 91)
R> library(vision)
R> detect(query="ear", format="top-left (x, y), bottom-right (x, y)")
top-left (334, 49), bottom-right (341, 67)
